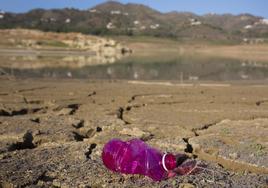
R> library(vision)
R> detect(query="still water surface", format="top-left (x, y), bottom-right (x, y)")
top-left (0, 53), bottom-right (268, 83)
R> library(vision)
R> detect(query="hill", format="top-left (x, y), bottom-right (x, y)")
top-left (0, 1), bottom-right (268, 41)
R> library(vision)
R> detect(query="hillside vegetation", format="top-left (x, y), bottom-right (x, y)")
top-left (0, 1), bottom-right (268, 42)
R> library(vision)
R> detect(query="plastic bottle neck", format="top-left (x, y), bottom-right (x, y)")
top-left (162, 153), bottom-right (176, 171)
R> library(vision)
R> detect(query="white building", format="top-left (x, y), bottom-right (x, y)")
top-left (260, 19), bottom-right (268, 25)
top-left (191, 21), bottom-right (201, 26)
top-left (190, 18), bottom-right (201, 26)
top-left (111, 10), bottom-right (121, 15)
top-left (107, 22), bottom-right (116, 29)
top-left (189, 76), bottom-right (199, 81)
top-left (65, 18), bottom-right (71, 23)
top-left (244, 25), bottom-right (253, 29)
top-left (243, 38), bottom-right (248, 43)
top-left (89, 9), bottom-right (97, 13)
top-left (189, 18), bottom-right (196, 22)
top-left (134, 20), bottom-right (140, 25)
top-left (150, 24), bottom-right (160, 29)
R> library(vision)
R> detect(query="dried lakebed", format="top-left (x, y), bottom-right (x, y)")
top-left (0, 79), bottom-right (267, 187)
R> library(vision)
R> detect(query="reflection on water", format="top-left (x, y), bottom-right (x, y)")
top-left (0, 53), bottom-right (268, 82)
top-left (0, 53), bottom-right (122, 69)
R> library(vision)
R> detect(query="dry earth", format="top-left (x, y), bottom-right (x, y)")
top-left (0, 78), bottom-right (267, 187)
top-left (115, 36), bottom-right (268, 62)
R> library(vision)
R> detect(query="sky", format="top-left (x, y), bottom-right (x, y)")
top-left (0, 0), bottom-right (268, 18)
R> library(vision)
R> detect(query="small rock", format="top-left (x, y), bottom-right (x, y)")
top-left (61, 183), bottom-right (70, 188)
top-left (172, 180), bottom-right (177, 186)
top-left (179, 183), bottom-right (195, 188)
top-left (52, 179), bottom-right (61, 187)
top-left (119, 127), bottom-right (149, 138)
top-left (229, 152), bottom-right (239, 159)
top-left (72, 119), bottom-right (84, 129)
top-left (76, 128), bottom-right (96, 139)
top-left (0, 182), bottom-right (14, 188)
top-left (30, 117), bottom-right (40, 123)
top-left (37, 180), bottom-right (44, 186)
top-left (56, 108), bottom-right (73, 116)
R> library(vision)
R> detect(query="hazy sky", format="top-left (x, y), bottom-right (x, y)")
top-left (1, 0), bottom-right (267, 18)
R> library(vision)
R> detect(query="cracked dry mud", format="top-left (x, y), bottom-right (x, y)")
top-left (0, 79), bottom-right (268, 187)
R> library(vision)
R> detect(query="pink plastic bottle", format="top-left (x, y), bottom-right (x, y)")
top-left (102, 139), bottom-right (177, 181)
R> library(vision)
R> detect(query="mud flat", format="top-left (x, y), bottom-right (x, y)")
top-left (0, 78), bottom-right (267, 187)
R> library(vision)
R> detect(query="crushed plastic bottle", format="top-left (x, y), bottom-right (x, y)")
top-left (102, 138), bottom-right (197, 181)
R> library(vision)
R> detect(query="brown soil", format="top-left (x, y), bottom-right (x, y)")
top-left (116, 36), bottom-right (268, 62)
top-left (0, 78), bottom-right (267, 187)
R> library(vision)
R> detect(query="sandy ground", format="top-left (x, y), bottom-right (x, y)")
top-left (0, 78), bottom-right (267, 187)
top-left (194, 45), bottom-right (268, 62)
top-left (116, 36), bottom-right (268, 62)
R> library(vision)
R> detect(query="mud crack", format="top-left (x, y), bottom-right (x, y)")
top-left (16, 87), bottom-right (50, 93)
top-left (116, 107), bottom-right (130, 124)
top-left (128, 93), bottom-right (173, 103)
top-left (192, 121), bottom-right (219, 136)
top-left (85, 143), bottom-right (97, 159)
top-left (0, 107), bottom-right (45, 117)
top-left (67, 104), bottom-right (80, 115)
top-left (182, 138), bottom-right (194, 153)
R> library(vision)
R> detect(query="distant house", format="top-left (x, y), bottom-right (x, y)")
top-left (260, 19), bottom-right (268, 25)
top-left (65, 18), bottom-right (71, 23)
top-left (244, 38), bottom-right (265, 44)
top-left (188, 76), bottom-right (199, 81)
top-left (107, 22), bottom-right (116, 29)
top-left (243, 38), bottom-right (249, 43)
top-left (110, 10), bottom-right (121, 15)
top-left (0, 10), bottom-right (4, 19)
top-left (89, 9), bottom-right (97, 13)
top-left (150, 24), bottom-right (160, 29)
top-left (189, 18), bottom-right (196, 22)
top-left (191, 21), bottom-right (201, 26)
top-left (189, 18), bottom-right (201, 26)
top-left (244, 25), bottom-right (253, 29)
top-left (133, 20), bottom-right (140, 25)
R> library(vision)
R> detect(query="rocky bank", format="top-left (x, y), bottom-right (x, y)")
top-left (0, 29), bottom-right (131, 68)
